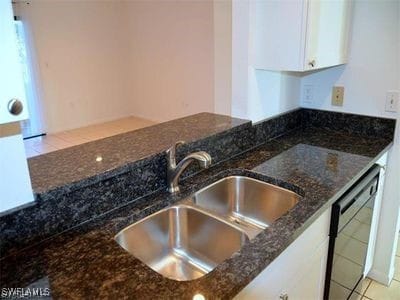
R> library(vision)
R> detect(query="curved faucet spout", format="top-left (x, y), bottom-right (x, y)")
top-left (166, 142), bottom-right (212, 194)
top-left (178, 151), bottom-right (212, 169)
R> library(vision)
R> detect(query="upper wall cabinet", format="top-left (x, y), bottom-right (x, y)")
top-left (251, 0), bottom-right (353, 72)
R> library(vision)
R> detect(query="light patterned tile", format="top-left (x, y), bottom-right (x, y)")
top-left (343, 218), bottom-right (371, 243)
top-left (349, 291), bottom-right (363, 300)
top-left (357, 277), bottom-right (372, 295)
top-left (100, 126), bottom-right (127, 136)
top-left (332, 255), bottom-right (363, 291)
top-left (41, 135), bottom-right (73, 149)
top-left (24, 116), bottom-right (156, 156)
top-left (335, 234), bottom-right (368, 266)
top-left (354, 206), bottom-right (373, 225)
top-left (54, 132), bottom-right (91, 146)
top-left (394, 256), bottom-right (400, 281)
top-left (114, 116), bottom-right (155, 131)
top-left (365, 279), bottom-right (400, 300)
top-left (330, 281), bottom-right (363, 300)
top-left (31, 142), bottom-right (58, 154)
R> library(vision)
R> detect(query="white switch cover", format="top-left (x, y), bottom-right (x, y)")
top-left (385, 91), bottom-right (399, 113)
top-left (303, 85), bottom-right (314, 105)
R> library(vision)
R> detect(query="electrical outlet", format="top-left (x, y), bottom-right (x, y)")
top-left (303, 85), bottom-right (314, 105)
top-left (331, 86), bottom-right (344, 106)
top-left (385, 91), bottom-right (399, 113)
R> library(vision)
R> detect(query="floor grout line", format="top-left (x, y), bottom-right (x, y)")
top-left (363, 277), bottom-right (400, 299)
top-left (24, 116), bottom-right (156, 157)
top-left (362, 278), bottom-right (372, 299)
top-left (334, 251), bottom-right (364, 268)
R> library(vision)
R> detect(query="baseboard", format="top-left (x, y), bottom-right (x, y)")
top-left (368, 266), bottom-right (395, 286)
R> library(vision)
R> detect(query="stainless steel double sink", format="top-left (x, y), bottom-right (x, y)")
top-left (115, 176), bottom-right (300, 281)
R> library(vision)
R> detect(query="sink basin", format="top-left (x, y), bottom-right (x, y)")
top-left (192, 176), bottom-right (300, 230)
top-left (115, 204), bottom-right (249, 281)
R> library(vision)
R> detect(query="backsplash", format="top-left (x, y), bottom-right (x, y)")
top-left (303, 109), bottom-right (396, 139)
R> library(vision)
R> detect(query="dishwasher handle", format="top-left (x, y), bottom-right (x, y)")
top-left (338, 165), bottom-right (380, 214)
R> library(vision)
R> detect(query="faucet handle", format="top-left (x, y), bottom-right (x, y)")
top-left (166, 140), bottom-right (186, 166)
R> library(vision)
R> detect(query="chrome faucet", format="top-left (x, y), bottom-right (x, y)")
top-left (166, 141), bottom-right (212, 194)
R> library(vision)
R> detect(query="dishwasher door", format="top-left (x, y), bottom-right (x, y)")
top-left (330, 196), bottom-right (375, 298)
top-left (326, 165), bottom-right (380, 300)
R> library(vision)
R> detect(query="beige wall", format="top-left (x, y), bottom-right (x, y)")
top-left (213, 0), bottom-right (232, 116)
top-left (15, 0), bottom-right (216, 132)
top-left (124, 0), bottom-right (215, 122)
top-left (15, 1), bottom-right (132, 133)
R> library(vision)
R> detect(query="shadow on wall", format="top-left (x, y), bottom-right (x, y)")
top-left (247, 68), bottom-right (302, 122)
top-left (300, 65), bottom-right (346, 108)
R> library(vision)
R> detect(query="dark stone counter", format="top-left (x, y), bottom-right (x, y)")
top-left (0, 109), bottom-right (396, 299)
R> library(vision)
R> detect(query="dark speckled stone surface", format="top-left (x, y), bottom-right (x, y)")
top-left (0, 108), bottom-right (396, 298)
top-left (0, 109), bottom-right (394, 299)
top-left (0, 113), bottom-right (256, 257)
top-left (28, 112), bottom-right (250, 195)
top-left (303, 109), bottom-right (396, 139)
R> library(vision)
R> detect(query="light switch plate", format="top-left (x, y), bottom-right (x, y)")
top-left (303, 85), bottom-right (314, 105)
top-left (331, 86), bottom-right (344, 106)
top-left (385, 90), bottom-right (399, 113)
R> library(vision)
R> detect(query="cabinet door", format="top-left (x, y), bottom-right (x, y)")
top-left (0, 0), bottom-right (29, 124)
top-left (252, 0), bottom-right (308, 71)
top-left (304, 0), bottom-right (352, 70)
top-left (235, 208), bottom-right (331, 300)
top-left (281, 238), bottom-right (329, 300)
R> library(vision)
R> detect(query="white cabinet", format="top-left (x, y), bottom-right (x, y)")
top-left (235, 208), bottom-right (331, 300)
top-left (0, 0), bottom-right (29, 124)
top-left (0, 124), bottom-right (34, 214)
top-left (283, 239), bottom-right (329, 300)
top-left (251, 0), bottom-right (352, 71)
top-left (0, 1), bottom-right (33, 215)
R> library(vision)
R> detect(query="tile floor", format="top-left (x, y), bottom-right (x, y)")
top-left (24, 116), bottom-right (156, 158)
top-left (331, 234), bottom-right (400, 299)
top-left (330, 203), bottom-right (399, 300)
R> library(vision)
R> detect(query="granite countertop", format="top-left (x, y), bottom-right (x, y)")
top-left (0, 124), bottom-right (393, 299)
top-left (28, 112), bottom-right (250, 195)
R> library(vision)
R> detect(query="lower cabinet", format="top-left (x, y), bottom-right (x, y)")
top-left (235, 208), bottom-right (331, 300)
top-left (282, 238), bottom-right (329, 300)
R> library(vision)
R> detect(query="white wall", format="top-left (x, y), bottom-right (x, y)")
top-left (14, 0), bottom-right (216, 131)
top-left (0, 0), bottom-right (33, 214)
top-left (122, 1), bottom-right (215, 123)
top-left (231, 0), bottom-right (301, 123)
top-left (0, 124), bottom-right (34, 214)
top-left (370, 115), bottom-right (400, 284)
top-left (298, 0), bottom-right (400, 285)
top-left (245, 70), bottom-right (301, 122)
top-left (14, 1), bottom-right (133, 133)
top-left (300, 0), bottom-right (399, 119)
top-left (214, 0), bottom-right (232, 116)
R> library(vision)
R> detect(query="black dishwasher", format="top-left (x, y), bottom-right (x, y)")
top-left (324, 165), bottom-right (380, 300)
